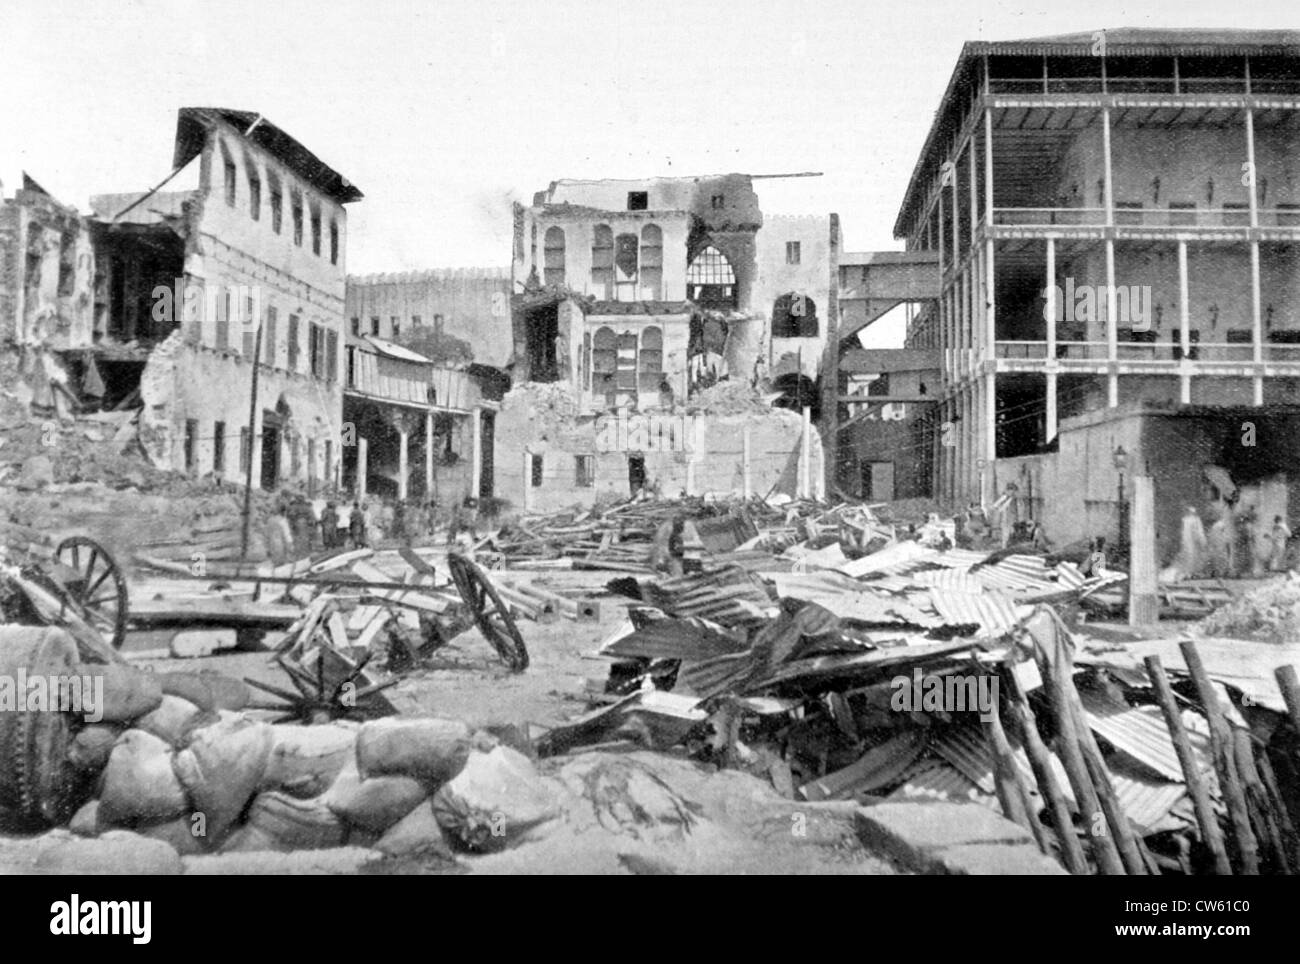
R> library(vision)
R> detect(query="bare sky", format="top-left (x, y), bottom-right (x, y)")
top-left (3, 0), bottom-right (1295, 277)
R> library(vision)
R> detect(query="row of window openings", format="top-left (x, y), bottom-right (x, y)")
top-left (529, 453), bottom-right (595, 488)
top-left (205, 305), bottom-right (339, 381)
top-left (348, 314), bottom-right (444, 339)
top-left (222, 152), bottom-right (339, 264)
top-left (624, 191), bottom-right (728, 212)
top-left (183, 421), bottom-right (334, 480)
top-left (536, 227), bottom-right (801, 294)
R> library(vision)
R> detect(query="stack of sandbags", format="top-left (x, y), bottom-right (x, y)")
top-left (432, 745), bottom-right (561, 852)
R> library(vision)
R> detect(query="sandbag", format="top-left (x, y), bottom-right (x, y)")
top-left (67, 725), bottom-right (121, 773)
top-left (172, 713), bottom-right (272, 843)
top-left (355, 717), bottom-right (471, 786)
top-left (374, 800), bottom-right (453, 859)
top-left (262, 724), bottom-right (356, 798)
top-left (226, 792), bottom-right (345, 851)
top-left (135, 695), bottom-right (202, 748)
top-left (157, 672), bottom-right (250, 713)
top-left (68, 799), bottom-right (102, 837)
top-left (322, 760), bottom-right (428, 835)
top-left (431, 745), bottom-right (560, 852)
top-left (98, 730), bottom-right (188, 827)
top-left (75, 664), bottom-right (163, 723)
top-left (137, 814), bottom-right (209, 856)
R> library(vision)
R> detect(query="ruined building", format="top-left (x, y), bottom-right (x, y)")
top-left (339, 268), bottom-right (511, 504)
top-left (892, 29), bottom-right (1300, 559)
top-left (497, 175), bottom-right (833, 511)
top-left (2, 107), bottom-right (361, 492)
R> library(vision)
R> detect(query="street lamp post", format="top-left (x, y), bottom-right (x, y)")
top-left (1113, 445), bottom-right (1129, 550)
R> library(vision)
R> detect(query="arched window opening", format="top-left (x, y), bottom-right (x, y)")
top-left (639, 225), bottom-right (663, 300)
top-left (639, 326), bottom-right (663, 393)
top-left (591, 225), bottom-right (613, 297)
top-left (687, 245), bottom-right (737, 309)
top-left (543, 227), bottom-right (566, 286)
top-left (614, 233), bottom-right (638, 301)
top-left (771, 292), bottom-right (819, 337)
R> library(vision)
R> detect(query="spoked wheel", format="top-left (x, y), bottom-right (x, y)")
top-left (447, 552), bottom-right (529, 672)
top-left (54, 536), bottom-right (129, 650)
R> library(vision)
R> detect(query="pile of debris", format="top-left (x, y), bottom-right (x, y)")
top-left (540, 551), bottom-right (1300, 875)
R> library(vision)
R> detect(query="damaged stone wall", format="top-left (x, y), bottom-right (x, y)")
top-left (0, 187), bottom-right (96, 350)
top-left (494, 383), bottom-right (823, 513)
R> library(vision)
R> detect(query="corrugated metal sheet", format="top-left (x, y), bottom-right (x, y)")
top-left (910, 569), bottom-right (987, 593)
top-left (837, 541), bottom-right (936, 577)
top-left (930, 725), bottom-right (1076, 807)
top-left (928, 589), bottom-right (1030, 637)
top-left (1081, 692), bottom-right (1213, 783)
top-left (600, 612), bottom-right (748, 659)
top-left (888, 756), bottom-right (991, 804)
top-left (1109, 769), bottom-right (1190, 834)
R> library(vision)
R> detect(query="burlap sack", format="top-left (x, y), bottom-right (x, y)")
top-left (172, 712), bottom-right (273, 844)
top-left (135, 695), bottom-right (202, 748)
top-left (67, 725), bottom-right (120, 773)
top-left (322, 760), bottom-right (428, 835)
top-left (98, 729), bottom-right (188, 827)
top-left (75, 663), bottom-right (163, 723)
top-left (431, 745), bottom-right (560, 852)
top-left (354, 718), bottom-right (471, 786)
top-left (262, 724), bottom-right (356, 798)
top-left (224, 791), bottom-right (345, 851)
top-left (374, 800), bottom-right (453, 858)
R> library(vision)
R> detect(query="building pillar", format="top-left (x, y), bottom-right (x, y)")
top-left (357, 436), bottom-right (368, 501)
top-left (968, 133), bottom-right (979, 238)
top-left (799, 406), bottom-right (812, 499)
top-left (1178, 241), bottom-right (1192, 404)
top-left (522, 451), bottom-right (533, 511)
top-left (397, 425), bottom-right (409, 501)
top-left (1250, 240), bottom-right (1264, 405)
top-left (470, 407), bottom-right (482, 500)
top-left (985, 237), bottom-right (996, 350)
top-left (1045, 237), bottom-right (1058, 442)
top-left (1102, 107), bottom-right (1114, 225)
top-left (1245, 108), bottom-right (1259, 229)
top-left (424, 410), bottom-right (434, 498)
top-left (1106, 238), bottom-right (1118, 407)
top-left (1129, 475), bottom-right (1159, 626)
top-left (984, 107), bottom-right (995, 224)
top-left (937, 188), bottom-right (945, 276)
top-left (742, 425), bottom-right (752, 498)
top-left (984, 370), bottom-right (996, 507)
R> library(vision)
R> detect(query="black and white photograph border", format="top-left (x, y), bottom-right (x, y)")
top-left (1, 0), bottom-right (1298, 883)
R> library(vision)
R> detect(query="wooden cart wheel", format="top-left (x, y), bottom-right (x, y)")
top-left (447, 552), bottom-right (529, 672)
top-left (54, 536), bottom-right (129, 650)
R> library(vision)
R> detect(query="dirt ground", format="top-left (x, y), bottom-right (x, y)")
top-left (126, 567), bottom-right (621, 730)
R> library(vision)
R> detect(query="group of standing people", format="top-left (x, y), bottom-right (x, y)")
top-left (264, 492), bottom-right (484, 563)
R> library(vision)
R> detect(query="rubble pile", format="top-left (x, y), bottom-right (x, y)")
top-left (1196, 573), bottom-right (1300, 645)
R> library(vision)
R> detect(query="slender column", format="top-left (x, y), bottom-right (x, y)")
top-left (1045, 237), bottom-right (1058, 441)
top-left (424, 411), bottom-right (434, 497)
top-left (1102, 107), bottom-right (1114, 225)
top-left (357, 436), bottom-right (368, 501)
top-left (1106, 239), bottom-right (1118, 407)
top-left (984, 370), bottom-right (996, 507)
top-left (1245, 109), bottom-right (1259, 228)
top-left (1251, 241), bottom-right (1264, 405)
top-left (742, 425), bottom-right (752, 498)
top-left (984, 108), bottom-right (995, 223)
top-left (397, 426), bottom-right (409, 501)
top-left (470, 408), bottom-right (482, 499)
top-left (1179, 241), bottom-right (1192, 404)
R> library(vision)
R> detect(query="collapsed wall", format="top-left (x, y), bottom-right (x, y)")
top-left (493, 382), bottom-right (824, 513)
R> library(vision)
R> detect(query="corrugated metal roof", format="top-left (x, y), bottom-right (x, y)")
top-left (1081, 691), bottom-right (1213, 783)
top-left (928, 589), bottom-right (1030, 637)
top-left (837, 541), bottom-right (936, 577)
top-left (888, 757), bottom-right (991, 805)
top-left (1109, 769), bottom-right (1190, 835)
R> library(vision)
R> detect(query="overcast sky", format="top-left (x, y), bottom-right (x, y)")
top-left (3, 0), bottom-right (1295, 283)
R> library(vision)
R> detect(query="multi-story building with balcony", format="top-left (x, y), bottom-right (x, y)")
top-left (894, 29), bottom-right (1300, 559)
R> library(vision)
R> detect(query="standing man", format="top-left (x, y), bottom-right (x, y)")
top-left (1270, 515), bottom-right (1293, 572)
top-left (349, 499), bottom-right (368, 549)
top-left (320, 501), bottom-right (338, 550)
